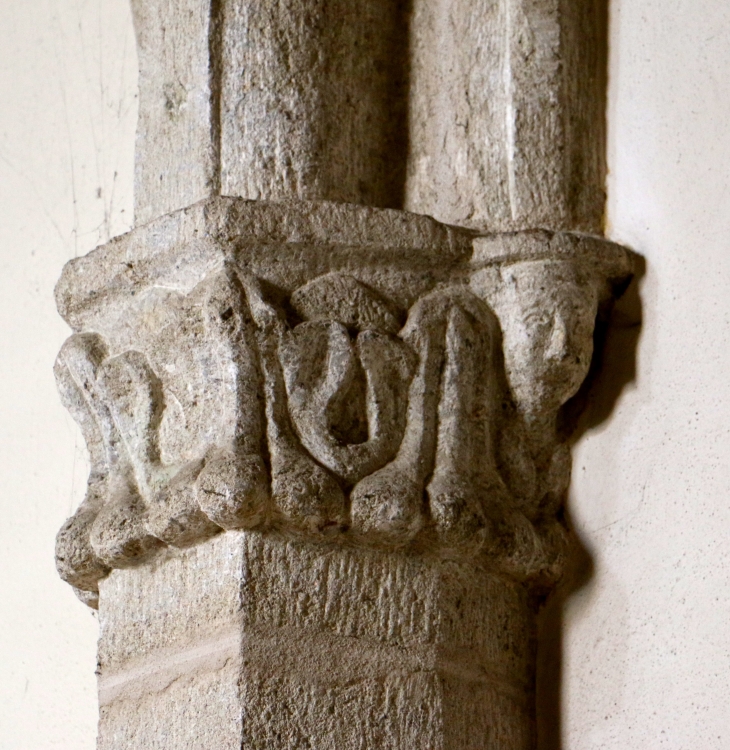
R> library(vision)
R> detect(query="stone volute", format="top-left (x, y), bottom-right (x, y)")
top-left (54, 1), bottom-right (633, 748)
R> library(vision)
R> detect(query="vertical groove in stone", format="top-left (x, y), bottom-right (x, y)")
top-left (504, 0), bottom-right (519, 225)
top-left (208, 0), bottom-right (224, 197)
top-left (505, 0), bottom-right (565, 229)
top-left (559, 0), bottom-right (609, 233)
top-left (405, 0), bottom-right (510, 229)
top-left (132, 0), bottom-right (412, 221)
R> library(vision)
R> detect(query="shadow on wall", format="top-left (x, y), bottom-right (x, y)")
top-left (535, 252), bottom-right (646, 750)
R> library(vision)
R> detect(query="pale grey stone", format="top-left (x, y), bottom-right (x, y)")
top-left (54, 2), bottom-right (634, 746)
top-left (54, 199), bottom-right (631, 595)
top-left (131, 0), bottom-right (409, 224)
top-left (132, 0), bottom-right (605, 232)
top-left (97, 532), bottom-right (535, 750)
top-left (131, 0), bottom-right (218, 225)
top-left (218, 0), bottom-right (408, 210)
top-left (280, 321), bottom-right (415, 484)
top-left (406, 0), bottom-right (607, 233)
top-left (290, 273), bottom-right (403, 335)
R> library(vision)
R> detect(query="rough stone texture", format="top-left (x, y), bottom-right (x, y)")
top-left (406, 0), bottom-right (608, 232)
top-left (132, 0), bottom-right (409, 225)
top-left (132, 0), bottom-right (607, 232)
top-left (97, 531), bottom-right (535, 749)
top-left (54, 1), bottom-right (632, 747)
top-left (131, 0), bottom-right (217, 225)
top-left (52, 195), bottom-right (631, 747)
top-left (54, 199), bottom-right (631, 605)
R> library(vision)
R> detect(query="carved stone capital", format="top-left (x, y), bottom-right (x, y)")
top-left (54, 0), bottom-right (632, 744)
top-left (54, 199), bottom-right (632, 609)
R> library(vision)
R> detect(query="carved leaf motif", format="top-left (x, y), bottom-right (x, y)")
top-left (54, 338), bottom-right (163, 575)
top-left (239, 271), bottom-right (347, 532)
top-left (351, 286), bottom-right (506, 546)
top-left (54, 334), bottom-right (113, 594)
top-left (279, 321), bottom-right (416, 485)
top-left (54, 256), bottom-right (617, 597)
top-left (427, 303), bottom-right (505, 548)
top-left (87, 351), bottom-right (167, 567)
top-left (55, 334), bottom-right (117, 497)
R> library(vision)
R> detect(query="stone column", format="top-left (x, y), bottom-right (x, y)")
top-left (132, 0), bottom-right (409, 224)
top-left (407, 0), bottom-right (608, 233)
top-left (54, 2), bottom-right (631, 748)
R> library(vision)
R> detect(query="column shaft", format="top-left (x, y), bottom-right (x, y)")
top-left (54, 3), bottom-right (634, 748)
top-left (132, 0), bottom-right (409, 224)
top-left (97, 533), bottom-right (535, 750)
top-left (406, 0), bottom-right (608, 232)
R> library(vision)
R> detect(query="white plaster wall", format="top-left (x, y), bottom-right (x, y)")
top-left (0, 2), bottom-right (137, 748)
top-left (1, 1), bottom-right (729, 749)
top-left (565, 1), bottom-right (730, 748)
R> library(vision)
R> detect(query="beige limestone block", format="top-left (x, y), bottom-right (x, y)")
top-left (52, 199), bottom-right (632, 602)
top-left (52, 199), bottom-right (632, 748)
top-left (97, 531), bottom-right (535, 749)
top-left (131, 0), bottom-right (218, 225)
top-left (132, 0), bottom-right (409, 224)
top-left (218, 0), bottom-right (409, 209)
top-left (406, 0), bottom-right (607, 233)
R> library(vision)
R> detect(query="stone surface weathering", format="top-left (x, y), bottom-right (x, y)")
top-left (55, 199), bottom-right (631, 609)
top-left (53, 0), bottom-right (631, 747)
